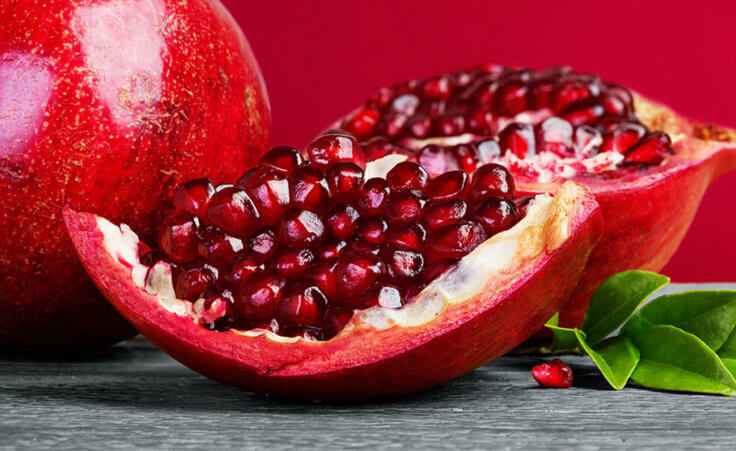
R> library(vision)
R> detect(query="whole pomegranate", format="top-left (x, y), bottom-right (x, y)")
top-left (0, 0), bottom-right (270, 352)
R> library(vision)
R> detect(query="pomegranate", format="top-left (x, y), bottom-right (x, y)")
top-left (0, 0), bottom-right (270, 351)
top-left (64, 134), bottom-right (603, 399)
top-left (336, 64), bottom-right (736, 332)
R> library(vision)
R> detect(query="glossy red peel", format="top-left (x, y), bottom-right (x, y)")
top-left (64, 182), bottom-right (602, 400)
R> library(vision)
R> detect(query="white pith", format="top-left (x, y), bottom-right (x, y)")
top-left (97, 155), bottom-right (582, 343)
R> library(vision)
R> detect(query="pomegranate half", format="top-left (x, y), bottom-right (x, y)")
top-left (64, 142), bottom-right (602, 399)
top-left (336, 65), bottom-right (736, 331)
top-left (0, 0), bottom-right (270, 351)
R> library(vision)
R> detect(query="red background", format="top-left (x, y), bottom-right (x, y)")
top-left (224, 0), bottom-right (736, 282)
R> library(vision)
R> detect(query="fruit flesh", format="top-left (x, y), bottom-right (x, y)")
top-left (64, 180), bottom-right (602, 399)
top-left (0, 0), bottom-right (270, 351)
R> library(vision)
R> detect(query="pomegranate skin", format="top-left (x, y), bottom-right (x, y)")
top-left (63, 182), bottom-right (602, 400)
top-left (0, 0), bottom-right (270, 351)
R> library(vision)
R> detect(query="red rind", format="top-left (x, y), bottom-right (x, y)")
top-left (63, 183), bottom-right (601, 400)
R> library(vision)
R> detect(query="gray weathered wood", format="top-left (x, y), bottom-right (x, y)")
top-left (2, 283), bottom-right (736, 449)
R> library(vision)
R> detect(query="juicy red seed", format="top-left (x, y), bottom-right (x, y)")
top-left (434, 112), bottom-right (466, 136)
top-left (552, 80), bottom-right (596, 113)
top-left (402, 283), bottom-right (426, 304)
top-left (323, 306), bottom-right (353, 337)
top-left (260, 146), bottom-right (304, 176)
top-left (223, 253), bottom-right (263, 285)
top-left (515, 196), bottom-right (534, 217)
top-left (426, 220), bottom-right (488, 260)
top-left (406, 114), bottom-right (432, 138)
top-left (240, 168), bottom-right (290, 225)
top-left (382, 246), bottom-right (425, 284)
top-left (561, 102), bottom-right (605, 126)
top-left (276, 208), bottom-right (326, 248)
top-left (499, 123), bottom-right (536, 158)
top-left (532, 358), bottom-right (573, 388)
top-left (418, 144), bottom-right (458, 178)
top-left (367, 87), bottom-right (394, 110)
top-left (233, 271), bottom-right (285, 321)
top-left (476, 139), bottom-right (502, 162)
top-left (248, 227), bottom-right (277, 257)
top-left (450, 143), bottom-right (479, 173)
top-left (173, 178), bottom-right (215, 217)
top-left (389, 93), bottom-right (420, 115)
top-left (624, 132), bottom-right (673, 165)
top-left (325, 204), bottom-right (361, 240)
top-left (600, 122), bottom-right (647, 154)
top-left (422, 100), bottom-right (447, 118)
top-left (342, 108), bottom-right (380, 141)
top-left (335, 251), bottom-right (384, 301)
top-left (363, 136), bottom-right (399, 161)
top-left (422, 199), bottom-right (469, 232)
top-left (318, 240), bottom-right (346, 260)
top-left (423, 258), bottom-right (458, 283)
top-left (421, 76), bottom-right (452, 101)
top-left (386, 161), bottom-right (429, 192)
top-left (206, 186), bottom-right (260, 238)
top-left (196, 226), bottom-right (241, 267)
top-left (173, 262), bottom-right (217, 301)
top-left (326, 162), bottom-right (364, 203)
top-left (426, 171), bottom-right (468, 201)
top-left (289, 166), bottom-right (332, 213)
top-left (355, 216), bottom-right (390, 244)
top-left (278, 284), bottom-right (327, 327)
top-left (157, 213), bottom-right (198, 264)
top-left (385, 222), bottom-right (427, 250)
top-left (472, 197), bottom-right (520, 236)
top-left (303, 133), bottom-right (366, 170)
top-left (386, 191), bottom-right (429, 223)
top-left (530, 81), bottom-right (556, 110)
top-left (304, 259), bottom-right (339, 299)
top-left (467, 106), bottom-right (495, 135)
top-left (468, 163), bottom-right (516, 203)
top-left (357, 178), bottom-right (390, 216)
top-left (377, 112), bottom-right (408, 138)
top-left (494, 82), bottom-right (528, 116)
top-left (361, 285), bottom-right (403, 309)
top-left (199, 291), bottom-right (234, 331)
top-left (344, 240), bottom-right (381, 256)
top-left (140, 250), bottom-right (165, 267)
top-left (573, 125), bottom-right (602, 157)
top-left (269, 248), bottom-right (315, 280)
top-left (536, 117), bottom-right (573, 156)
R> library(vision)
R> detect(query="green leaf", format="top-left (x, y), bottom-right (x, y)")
top-left (546, 324), bottom-right (580, 352)
top-left (622, 290), bottom-right (736, 350)
top-left (545, 312), bottom-right (560, 327)
top-left (716, 316), bottom-right (736, 376)
top-left (582, 270), bottom-right (670, 346)
top-left (630, 325), bottom-right (736, 396)
top-left (576, 333), bottom-right (640, 390)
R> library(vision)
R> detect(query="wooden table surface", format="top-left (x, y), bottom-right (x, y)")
top-left (2, 283), bottom-right (735, 450)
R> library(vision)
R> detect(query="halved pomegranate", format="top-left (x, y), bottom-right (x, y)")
top-left (64, 139), bottom-right (602, 399)
top-left (337, 64), bottom-right (736, 331)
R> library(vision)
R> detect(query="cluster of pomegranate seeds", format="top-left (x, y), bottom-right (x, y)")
top-left (340, 64), bottom-right (674, 175)
top-left (144, 132), bottom-right (529, 341)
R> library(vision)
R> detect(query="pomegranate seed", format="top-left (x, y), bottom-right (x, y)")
top-left (357, 178), bottom-right (390, 216)
top-left (449, 143), bottom-right (479, 173)
top-left (406, 114), bottom-right (432, 139)
top-left (289, 166), bottom-right (332, 213)
top-left (434, 112), bottom-right (466, 136)
top-left (260, 146), bottom-right (303, 176)
top-left (325, 204), bottom-right (361, 240)
top-left (386, 190), bottom-right (429, 223)
top-left (157, 212), bottom-right (198, 264)
top-left (389, 93), bottom-right (420, 115)
top-left (276, 208), bottom-right (326, 248)
top-left (624, 132), bottom-right (673, 165)
top-left (318, 240), bottom-right (346, 260)
top-left (600, 122), bottom-right (647, 154)
top-left (532, 358), bottom-right (573, 388)
top-left (326, 162), bottom-right (364, 203)
top-left (385, 222), bottom-right (427, 250)
top-left (196, 226), bottom-right (241, 267)
top-left (467, 106), bottom-right (495, 135)
top-left (381, 246), bottom-right (425, 284)
top-left (223, 253), bottom-right (263, 285)
top-left (233, 271), bottom-right (285, 321)
top-left (363, 136), bottom-right (411, 162)
top-left (173, 178), bottom-right (215, 217)
top-left (422, 199), bottom-right (469, 232)
top-left (361, 285), bottom-right (403, 309)
top-left (535, 117), bottom-right (574, 157)
top-left (199, 291), bottom-right (235, 331)
top-left (494, 81), bottom-right (528, 116)
top-left (269, 248), bottom-right (315, 280)
top-left (367, 87), bottom-right (394, 110)
top-left (239, 168), bottom-right (290, 225)
top-left (476, 139), bottom-right (502, 162)
top-left (278, 284), bottom-right (327, 327)
top-left (426, 220), bottom-right (488, 260)
top-left (140, 250), bottom-right (165, 267)
top-left (344, 240), bottom-right (381, 256)
top-left (421, 76), bottom-right (452, 101)
top-left (323, 306), bottom-right (353, 337)
top-left (377, 112), bottom-right (408, 138)
top-left (386, 161), bottom-right (429, 192)
top-left (515, 196), bottom-right (534, 217)
top-left (472, 197), bottom-right (520, 236)
top-left (355, 216), bottom-right (390, 244)
top-left (498, 123), bottom-right (536, 158)
top-left (573, 125), bottom-right (602, 157)
top-left (468, 163), bottom-right (516, 203)
top-left (342, 108), bottom-right (380, 141)
top-left (173, 261), bottom-right (217, 301)
top-left (423, 258), bottom-right (458, 283)
top-left (561, 101), bottom-right (605, 126)
top-left (418, 144), bottom-right (458, 177)
top-left (603, 83), bottom-right (634, 114)
top-left (205, 186), bottom-right (260, 238)
top-left (304, 259), bottom-right (339, 299)
top-left (552, 78), bottom-right (598, 113)
top-left (335, 251), bottom-right (384, 300)
top-left (426, 170), bottom-right (468, 201)
top-left (402, 283), bottom-right (427, 304)
top-left (303, 133), bottom-right (366, 170)
top-left (247, 227), bottom-right (277, 258)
